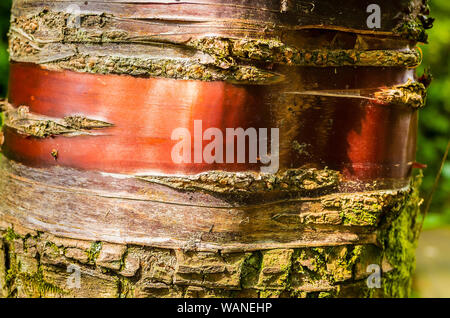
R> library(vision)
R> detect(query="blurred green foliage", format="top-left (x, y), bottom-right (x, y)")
top-left (0, 0), bottom-right (448, 225)
top-left (0, 0), bottom-right (11, 97)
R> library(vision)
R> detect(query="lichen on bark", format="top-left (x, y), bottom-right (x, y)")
top-left (8, 8), bottom-right (424, 84)
top-left (393, 0), bottom-right (434, 43)
top-left (378, 172), bottom-right (424, 297)
top-left (190, 37), bottom-right (422, 68)
top-left (374, 79), bottom-right (427, 109)
top-left (2, 103), bottom-right (113, 138)
top-left (321, 188), bottom-right (411, 227)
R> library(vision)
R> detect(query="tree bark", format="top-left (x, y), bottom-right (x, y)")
top-left (0, 0), bottom-right (432, 298)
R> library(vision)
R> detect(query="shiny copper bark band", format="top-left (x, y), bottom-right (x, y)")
top-left (3, 62), bottom-right (418, 181)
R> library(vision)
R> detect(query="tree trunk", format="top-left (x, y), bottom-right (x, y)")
top-left (0, 0), bottom-right (432, 298)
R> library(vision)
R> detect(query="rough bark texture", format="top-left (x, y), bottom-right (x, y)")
top-left (0, 174), bottom-right (424, 298)
top-left (0, 0), bottom-right (432, 298)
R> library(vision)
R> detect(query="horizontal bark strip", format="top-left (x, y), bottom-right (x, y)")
top-left (4, 63), bottom-right (418, 179)
top-left (8, 7), bottom-right (425, 83)
top-left (8, 2), bottom-right (428, 86)
top-left (286, 79), bottom-right (427, 109)
top-left (10, 7), bottom-right (418, 51)
top-left (0, 157), bottom-right (412, 252)
top-left (1, 102), bottom-right (113, 138)
top-left (12, 0), bottom-right (432, 40)
top-left (9, 24), bottom-right (422, 72)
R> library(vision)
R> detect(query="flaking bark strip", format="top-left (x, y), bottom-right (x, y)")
top-left (9, 33), bottom-right (283, 84)
top-left (2, 103), bottom-right (114, 138)
top-left (374, 79), bottom-right (427, 109)
top-left (321, 188), bottom-right (411, 227)
top-left (11, 11), bottom-right (138, 44)
top-left (11, 0), bottom-right (432, 41)
top-left (0, 173), bottom-right (422, 299)
top-left (393, 0), bottom-right (434, 43)
top-left (283, 79), bottom-right (427, 109)
top-left (10, 28), bottom-right (422, 70)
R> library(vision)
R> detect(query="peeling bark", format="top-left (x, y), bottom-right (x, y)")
top-left (0, 174), bottom-right (423, 298)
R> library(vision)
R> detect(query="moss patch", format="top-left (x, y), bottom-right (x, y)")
top-left (379, 172), bottom-right (423, 297)
top-left (87, 241), bottom-right (103, 264)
